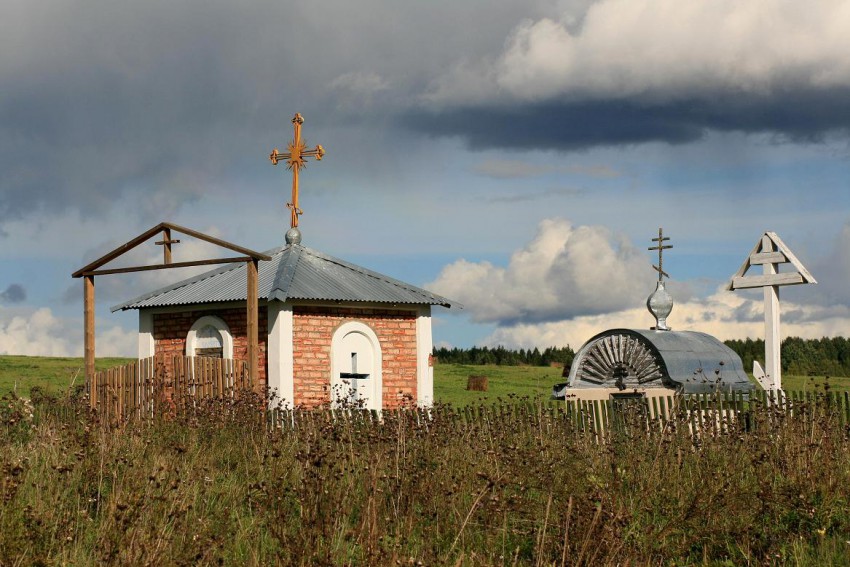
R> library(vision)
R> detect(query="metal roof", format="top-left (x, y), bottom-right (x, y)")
top-left (112, 244), bottom-right (455, 311)
top-left (565, 328), bottom-right (753, 395)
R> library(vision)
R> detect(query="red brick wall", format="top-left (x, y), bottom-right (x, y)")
top-left (152, 307), bottom-right (268, 386)
top-left (292, 306), bottom-right (418, 409)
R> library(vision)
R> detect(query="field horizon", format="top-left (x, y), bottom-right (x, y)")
top-left (1, 355), bottom-right (848, 404)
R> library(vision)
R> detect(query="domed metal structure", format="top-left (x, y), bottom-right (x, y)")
top-left (561, 328), bottom-right (752, 395)
top-left (553, 228), bottom-right (754, 400)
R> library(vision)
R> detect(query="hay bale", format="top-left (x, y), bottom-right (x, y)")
top-left (466, 375), bottom-right (488, 391)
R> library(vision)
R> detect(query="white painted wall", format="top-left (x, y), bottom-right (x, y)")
top-left (138, 310), bottom-right (154, 359)
top-left (267, 301), bottom-right (294, 408)
top-left (416, 306), bottom-right (433, 407)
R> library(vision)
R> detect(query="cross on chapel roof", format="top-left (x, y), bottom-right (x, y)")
top-left (270, 113), bottom-right (325, 231)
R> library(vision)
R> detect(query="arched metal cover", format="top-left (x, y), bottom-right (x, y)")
top-left (568, 329), bottom-right (752, 394)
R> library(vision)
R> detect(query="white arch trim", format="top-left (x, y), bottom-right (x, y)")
top-left (185, 315), bottom-right (234, 359)
top-left (330, 321), bottom-right (383, 410)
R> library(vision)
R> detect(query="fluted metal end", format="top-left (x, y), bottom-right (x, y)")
top-left (647, 280), bottom-right (673, 331)
top-left (285, 227), bottom-right (302, 245)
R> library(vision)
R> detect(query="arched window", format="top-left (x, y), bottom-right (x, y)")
top-left (186, 315), bottom-right (233, 359)
top-left (195, 325), bottom-right (224, 358)
top-left (330, 321), bottom-right (382, 410)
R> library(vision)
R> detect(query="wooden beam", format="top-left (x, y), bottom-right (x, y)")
top-left (84, 275), bottom-right (96, 409)
top-left (72, 221), bottom-right (271, 278)
top-left (72, 223), bottom-right (167, 278)
top-left (725, 236), bottom-right (762, 291)
top-left (162, 228), bottom-right (172, 264)
top-left (762, 235), bottom-right (782, 390)
top-left (749, 251), bottom-right (787, 265)
top-left (246, 259), bottom-right (260, 394)
top-left (767, 231), bottom-right (817, 284)
top-left (81, 257), bottom-right (253, 277)
top-left (162, 222), bottom-right (272, 261)
top-left (731, 273), bottom-right (804, 289)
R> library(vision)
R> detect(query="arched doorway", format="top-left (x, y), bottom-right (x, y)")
top-left (331, 322), bottom-right (382, 410)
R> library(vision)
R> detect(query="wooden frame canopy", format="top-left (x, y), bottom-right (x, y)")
top-left (72, 222), bottom-right (272, 400)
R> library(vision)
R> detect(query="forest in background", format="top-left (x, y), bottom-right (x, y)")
top-left (434, 336), bottom-right (850, 377)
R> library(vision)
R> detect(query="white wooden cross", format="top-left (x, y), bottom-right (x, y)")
top-left (727, 232), bottom-right (816, 391)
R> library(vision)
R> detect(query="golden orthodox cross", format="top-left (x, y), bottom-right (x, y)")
top-left (648, 227), bottom-right (672, 281)
top-left (270, 113), bottom-right (325, 229)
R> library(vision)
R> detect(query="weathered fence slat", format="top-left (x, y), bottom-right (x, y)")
top-left (88, 355), bottom-right (254, 421)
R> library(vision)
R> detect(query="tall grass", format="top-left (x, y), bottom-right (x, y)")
top-left (1, 393), bottom-right (849, 565)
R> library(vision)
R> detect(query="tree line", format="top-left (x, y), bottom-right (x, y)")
top-left (725, 337), bottom-right (850, 377)
top-left (435, 337), bottom-right (850, 376)
top-left (433, 345), bottom-right (575, 367)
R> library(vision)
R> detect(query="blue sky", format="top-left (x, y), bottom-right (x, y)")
top-left (1, 0), bottom-right (849, 356)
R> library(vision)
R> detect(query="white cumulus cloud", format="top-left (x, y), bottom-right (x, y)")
top-left (0, 306), bottom-right (136, 357)
top-left (426, 218), bottom-right (654, 324)
top-left (427, 0), bottom-right (850, 105)
top-left (429, 216), bottom-right (850, 351)
top-left (482, 287), bottom-right (850, 350)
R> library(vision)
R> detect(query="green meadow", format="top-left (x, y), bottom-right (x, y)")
top-left (1, 355), bottom-right (848, 402)
top-left (1, 355), bottom-right (850, 564)
top-left (0, 355), bottom-right (133, 397)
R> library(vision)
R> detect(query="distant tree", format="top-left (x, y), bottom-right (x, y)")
top-left (436, 337), bottom-right (849, 374)
top-left (725, 336), bottom-right (850, 377)
top-left (432, 345), bottom-right (575, 367)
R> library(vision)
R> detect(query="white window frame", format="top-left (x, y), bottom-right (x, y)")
top-left (330, 321), bottom-right (382, 410)
top-left (185, 315), bottom-right (234, 359)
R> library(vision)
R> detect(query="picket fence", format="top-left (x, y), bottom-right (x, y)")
top-left (265, 389), bottom-right (850, 439)
top-left (85, 356), bottom-right (850, 435)
top-left (88, 355), bottom-right (253, 421)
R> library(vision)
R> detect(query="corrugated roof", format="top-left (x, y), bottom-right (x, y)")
top-left (112, 244), bottom-right (455, 311)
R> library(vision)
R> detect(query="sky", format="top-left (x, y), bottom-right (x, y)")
top-left (1, 0), bottom-right (849, 358)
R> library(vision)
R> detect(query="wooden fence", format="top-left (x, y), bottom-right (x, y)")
top-left (265, 389), bottom-right (850, 439)
top-left (84, 359), bottom-right (850, 435)
top-left (89, 355), bottom-right (252, 421)
top-left (543, 390), bottom-right (849, 438)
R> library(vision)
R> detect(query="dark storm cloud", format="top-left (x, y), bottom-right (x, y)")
top-left (402, 89), bottom-right (850, 151)
top-left (0, 284), bottom-right (26, 304)
top-left (0, 0), bottom-right (556, 228)
top-left (0, 1), bottom-right (287, 225)
top-left (5, 0), bottom-right (850, 231)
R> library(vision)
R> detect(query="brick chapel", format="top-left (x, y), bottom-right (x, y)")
top-left (111, 114), bottom-right (454, 410)
top-left (114, 226), bottom-right (453, 410)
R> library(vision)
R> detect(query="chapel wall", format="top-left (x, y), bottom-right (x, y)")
top-left (152, 307), bottom-right (269, 387)
top-left (292, 306), bottom-right (418, 409)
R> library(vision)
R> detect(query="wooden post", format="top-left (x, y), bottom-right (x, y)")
top-left (246, 259), bottom-right (259, 393)
top-left (762, 235), bottom-right (782, 390)
top-left (84, 275), bottom-right (96, 408)
top-left (163, 228), bottom-right (173, 264)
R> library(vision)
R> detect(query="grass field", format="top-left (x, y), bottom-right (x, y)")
top-left (433, 363), bottom-right (563, 405)
top-left (0, 355), bottom-right (133, 397)
top-left (2, 380), bottom-right (850, 564)
top-left (1, 357), bottom-right (850, 563)
top-left (1, 355), bottom-right (848, 401)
